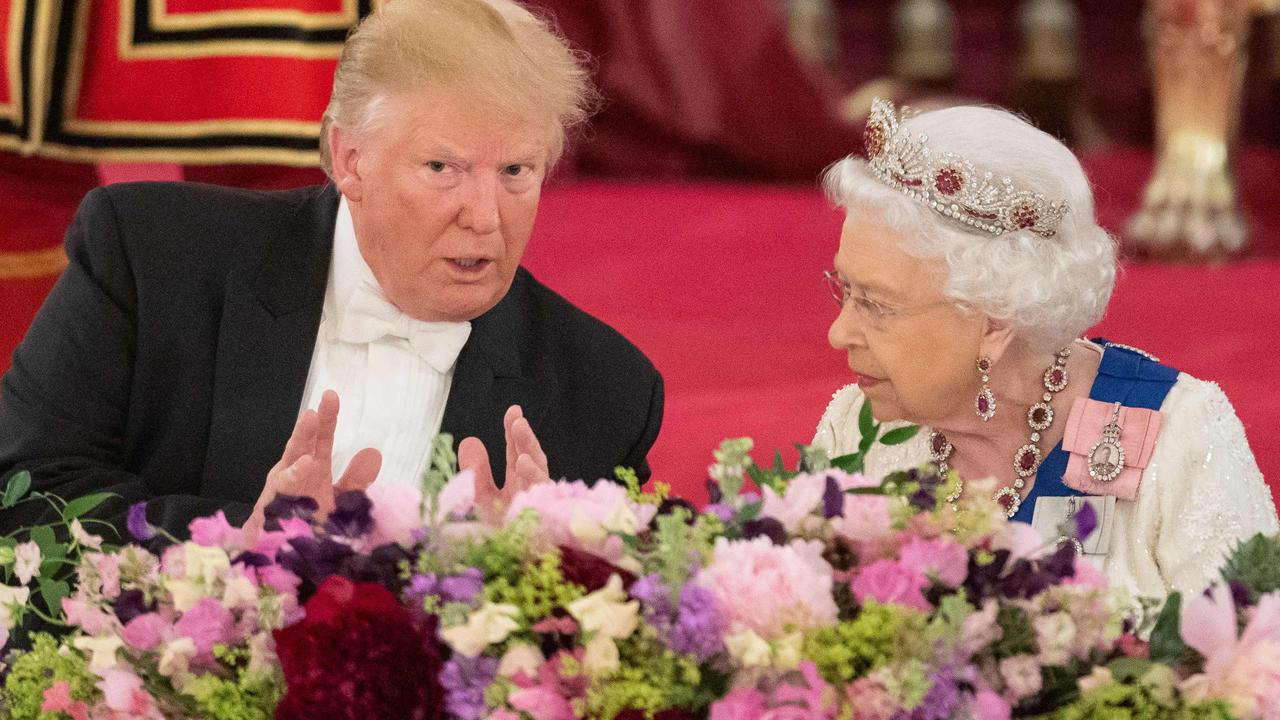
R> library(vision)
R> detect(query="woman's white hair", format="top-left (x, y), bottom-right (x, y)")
top-left (823, 105), bottom-right (1117, 353)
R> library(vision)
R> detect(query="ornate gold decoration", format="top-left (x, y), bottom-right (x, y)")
top-left (0, 246), bottom-right (67, 279)
top-left (1127, 0), bottom-right (1279, 259)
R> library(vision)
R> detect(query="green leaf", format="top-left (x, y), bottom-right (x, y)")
top-left (29, 525), bottom-right (56, 554)
top-left (1148, 592), bottom-right (1188, 665)
top-left (37, 576), bottom-right (70, 616)
top-left (2, 471), bottom-right (31, 508)
top-left (61, 492), bottom-right (114, 521)
top-left (879, 425), bottom-right (921, 446)
top-left (737, 501), bottom-right (762, 523)
top-left (772, 449), bottom-right (785, 473)
top-left (1106, 656), bottom-right (1157, 682)
top-left (857, 400), bottom-right (876, 441)
top-left (829, 452), bottom-right (864, 474)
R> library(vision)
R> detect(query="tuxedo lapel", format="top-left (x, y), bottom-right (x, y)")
top-left (441, 270), bottom-right (552, 487)
top-left (203, 185), bottom-right (338, 502)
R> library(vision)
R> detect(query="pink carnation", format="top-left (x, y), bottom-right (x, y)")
top-left (850, 560), bottom-right (930, 612)
top-left (897, 536), bottom-right (968, 587)
top-left (697, 537), bottom-right (837, 638)
top-left (41, 681), bottom-right (89, 720)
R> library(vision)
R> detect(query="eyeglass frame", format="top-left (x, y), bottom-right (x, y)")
top-left (823, 269), bottom-right (954, 324)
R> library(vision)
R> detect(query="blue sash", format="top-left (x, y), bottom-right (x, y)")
top-left (1009, 341), bottom-right (1180, 524)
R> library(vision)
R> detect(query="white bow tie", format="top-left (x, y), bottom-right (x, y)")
top-left (332, 281), bottom-right (472, 374)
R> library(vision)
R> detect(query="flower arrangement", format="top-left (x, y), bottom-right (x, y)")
top-left (1, 422), bottom-right (1278, 720)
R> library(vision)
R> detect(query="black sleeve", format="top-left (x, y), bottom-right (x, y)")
top-left (0, 188), bottom-right (251, 539)
top-left (624, 372), bottom-right (664, 484)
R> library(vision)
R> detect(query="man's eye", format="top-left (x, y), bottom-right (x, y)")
top-left (503, 164), bottom-right (525, 176)
top-left (427, 161), bottom-right (447, 172)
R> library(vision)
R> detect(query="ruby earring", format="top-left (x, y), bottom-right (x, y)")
top-left (976, 356), bottom-right (996, 422)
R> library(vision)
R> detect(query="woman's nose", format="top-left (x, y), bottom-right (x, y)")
top-left (828, 302), bottom-right (865, 350)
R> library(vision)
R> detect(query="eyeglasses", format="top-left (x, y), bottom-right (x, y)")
top-left (823, 270), bottom-right (953, 325)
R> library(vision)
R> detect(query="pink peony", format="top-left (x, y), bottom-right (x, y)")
top-left (504, 480), bottom-right (656, 559)
top-left (1180, 587), bottom-right (1280, 718)
top-left (188, 511), bottom-right (240, 548)
top-left (897, 536), bottom-right (968, 587)
top-left (850, 560), bottom-right (930, 612)
top-left (710, 687), bottom-right (767, 720)
top-left (698, 537), bottom-right (837, 638)
top-left (367, 483), bottom-right (425, 547)
top-left (173, 598), bottom-right (235, 661)
top-left (828, 473), bottom-right (893, 546)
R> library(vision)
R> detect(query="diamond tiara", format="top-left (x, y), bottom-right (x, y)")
top-left (862, 98), bottom-right (1069, 238)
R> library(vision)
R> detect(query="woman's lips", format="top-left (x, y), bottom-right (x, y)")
top-left (854, 373), bottom-right (884, 388)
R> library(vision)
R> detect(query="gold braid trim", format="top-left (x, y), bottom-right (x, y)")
top-left (0, 246), bottom-right (67, 279)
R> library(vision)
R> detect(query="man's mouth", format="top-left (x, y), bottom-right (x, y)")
top-left (449, 258), bottom-right (492, 271)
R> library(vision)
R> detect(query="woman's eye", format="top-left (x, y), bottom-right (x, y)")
top-left (427, 161), bottom-right (447, 172)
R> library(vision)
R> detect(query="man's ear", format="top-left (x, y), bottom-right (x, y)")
top-left (978, 317), bottom-right (1018, 366)
top-left (329, 125), bottom-right (364, 202)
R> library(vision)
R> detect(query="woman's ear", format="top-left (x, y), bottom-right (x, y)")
top-left (329, 125), bottom-right (364, 202)
top-left (978, 317), bottom-right (1018, 365)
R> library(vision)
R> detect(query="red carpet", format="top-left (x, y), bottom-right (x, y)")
top-left (3, 151), bottom-right (1279, 506)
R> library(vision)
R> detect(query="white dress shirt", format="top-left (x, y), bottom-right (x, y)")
top-left (299, 197), bottom-right (472, 487)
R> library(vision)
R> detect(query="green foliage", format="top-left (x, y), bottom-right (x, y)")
top-left (803, 600), bottom-right (929, 685)
top-left (993, 605), bottom-right (1036, 658)
top-left (582, 635), bottom-right (723, 720)
top-left (1220, 532), bottom-right (1280, 600)
top-left (183, 646), bottom-right (282, 720)
top-left (1028, 674), bottom-right (1235, 720)
top-left (420, 433), bottom-right (459, 502)
top-left (1, 633), bottom-right (97, 720)
top-left (455, 510), bottom-right (540, 582)
top-left (648, 507), bottom-right (718, 597)
top-left (1147, 593), bottom-right (1196, 667)
top-left (484, 552), bottom-right (585, 622)
top-left (2, 472), bottom-right (32, 508)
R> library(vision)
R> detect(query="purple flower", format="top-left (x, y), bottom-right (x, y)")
top-left (278, 536), bottom-right (355, 601)
top-left (1072, 502), bottom-right (1097, 541)
top-left (439, 568), bottom-right (484, 603)
top-left (112, 589), bottom-right (153, 625)
top-left (704, 503), bottom-right (735, 523)
top-left (263, 493), bottom-right (320, 530)
top-left (126, 501), bottom-right (153, 541)
top-left (742, 517), bottom-right (787, 545)
top-left (667, 583), bottom-right (725, 661)
top-left (440, 655), bottom-right (498, 720)
top-left (325, 491), bottom-right (374, 538)
top-left (705, 479), bottom-right (723, 505)
top-left (822, 475), bottom-right (844, 519)
top-left (893, 666), bottom-right (960, 720)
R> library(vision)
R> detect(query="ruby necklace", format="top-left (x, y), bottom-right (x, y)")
top-left (930, 346), bottom-right (1073, 517)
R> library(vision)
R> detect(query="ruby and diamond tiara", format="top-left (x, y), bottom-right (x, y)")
top-left (863, 98), bottom-right (1068, 239)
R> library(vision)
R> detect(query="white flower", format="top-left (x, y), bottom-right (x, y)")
top-left (70, 519), bottom-right (103, 550)
top-left (158, 637), bottom-right (197, 678)
top-left (222, 575), bottom-right (259, 610)
top-left (14, 542), bottom-right (41, 585)
top-left (441, 603), bottom-right (521, 657)
top-left (1033, 612), bottom-right (1077, 666)
top-left (73, 634), bottom-right (124, 673)
top-left (183, 544), bottom-right (230, 584)
top-left (583, 635), bottom-right (620, 676)
top-left (166, 578), bottom-right (206, 613)
top-left (498, 643), bottom-right (545, 678)
top-left (570, 508), bottom-right (608, 545)
top-left (724, 629), bottom-right (773, 668)
top-left (566, 574), bottom-right (639, 640)
top-left (0, 585), bottom-right (31, 650)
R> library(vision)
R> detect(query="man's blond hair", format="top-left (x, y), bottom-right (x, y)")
top-left (319, 0), bottom-right (594, 175)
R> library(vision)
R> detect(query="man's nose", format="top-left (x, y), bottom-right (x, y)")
top-left (457, 172), bottom-right (500, 234)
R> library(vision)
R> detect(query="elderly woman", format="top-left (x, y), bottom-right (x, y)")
top-left (812, 99), bottom-right (1278, 600)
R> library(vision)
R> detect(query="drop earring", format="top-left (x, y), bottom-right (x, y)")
top-left (976, 356), bottom-right (996, 421)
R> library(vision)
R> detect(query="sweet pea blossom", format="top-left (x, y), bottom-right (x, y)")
top-left (442, 602), bottom-right (522, 657)
top-left (1179, 586), bottom-right (1280, 718)
top-left (998, 654), bottom-right (1043, 700)
top-left (0, 584), bottom-right (30, 649)
top-left (567, 574), bottom-right (639, 640)
top-left (850, 560), bottom-right (930, 612)
top-left (14, 541), bottom-right (40, 585)
top-left (366, 482), bottom-right (426, 546)
top-left (73, 634), bottom-right (125, 673)
top-left (69, 519), bottom-right (103, 550)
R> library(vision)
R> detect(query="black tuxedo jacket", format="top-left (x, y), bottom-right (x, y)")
top-left (0, 182), bottom-right (663, 536)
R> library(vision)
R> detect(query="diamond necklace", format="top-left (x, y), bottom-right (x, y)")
top-left (929, 346), bottom-right (1073, 517)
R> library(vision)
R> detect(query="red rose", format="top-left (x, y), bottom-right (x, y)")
top-left (274, 576), bottom-right (445, 720)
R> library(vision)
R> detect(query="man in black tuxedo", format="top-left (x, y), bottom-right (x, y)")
top-left (0, 0), bottom-right (662, 536)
